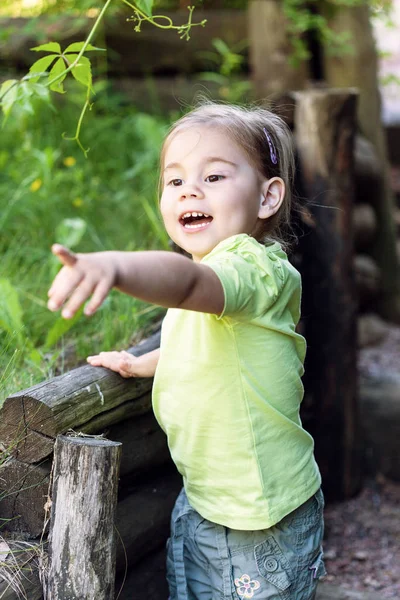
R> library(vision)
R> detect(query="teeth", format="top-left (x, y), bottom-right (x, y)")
top-left (182, 212), bottom-right (210, 219)
top-left (184, 222), bottom-right (209, 229)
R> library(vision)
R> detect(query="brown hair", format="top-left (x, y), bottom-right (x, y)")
top-left (160, 102), bottom-right (296, 246)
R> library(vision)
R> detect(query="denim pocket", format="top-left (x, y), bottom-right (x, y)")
top-left (255, 536), bottom-right (293, 591)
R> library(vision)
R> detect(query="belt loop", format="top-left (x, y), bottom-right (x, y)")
top-left (215, 525), bottom-right (233, 599)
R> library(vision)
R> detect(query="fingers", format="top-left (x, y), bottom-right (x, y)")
top-left (48, 246), bottom-right (113, 318)
top-left (87, 351), bottom-right (138, 378)
top-left (48, 267), bottom-right (85, 313)
top-left (58, 277), bottom-right (98, 319)
top-left (84, 278), bottom-right (114, 316)
top-left (51, 244), bottom-right (77, 267)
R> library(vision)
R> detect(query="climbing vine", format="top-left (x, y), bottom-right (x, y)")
top-left (0, 0), bottom-right (393, 151)
top-left (0, 1), bottom-right (206, 153)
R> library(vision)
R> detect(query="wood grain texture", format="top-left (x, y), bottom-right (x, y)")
top-left (294, 89), bottom-right (361, 500)
top-left (0, 332), bottom-right (160, 463)
top-left (46, 435), bottom-right (121, 600)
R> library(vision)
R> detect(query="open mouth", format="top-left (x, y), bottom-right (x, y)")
top-left (179, 211), bottom-right (213, 230)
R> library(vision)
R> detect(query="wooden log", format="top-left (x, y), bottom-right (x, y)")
top-left (248, 0), bottom-right (309, 101)
top-left (115, 468), bottom-right (181, 571)
top-left (357, 313), bottom-right (389, 349)
top-left (0, 458), bottom-right (50, 539)
top-left (323, 4), bottom-right (400, 322)
top-left (353, 204), bottom-right (377, 250)
top-left (46, 434), bottom-right (121, 600)
top-left (293, 88), bottom-right (361, 500)
top-left (0, 541), bottom-right (43, 600)
top-left (0, 331), bottom-right (160, 464)
top-left (354, 135), bottom-right (382, 184)
top-left (0, 410), bottom-right (170, 538)
top-left (353, 254), bottom-right (381, 302)
top-left (107, 411), bottom-right (169, 478)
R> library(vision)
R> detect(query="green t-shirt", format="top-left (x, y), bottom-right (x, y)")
top-left (152, 234), bottom-right (321, 530)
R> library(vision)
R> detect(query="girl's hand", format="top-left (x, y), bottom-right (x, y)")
top-left (87, 349), bottom-right (160, 378)
top-left (47, 244), bottom-right (117, 319)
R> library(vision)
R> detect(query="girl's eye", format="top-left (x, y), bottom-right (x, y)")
top-left (205, 174), bottom-right (225, 183)
top-left (168, 178), bottom-right (183, 187)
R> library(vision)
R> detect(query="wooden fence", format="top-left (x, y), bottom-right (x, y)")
top-left (0, 86), bottom-right (387, 598)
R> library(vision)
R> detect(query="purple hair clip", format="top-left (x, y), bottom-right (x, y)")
top-left (263, 128), bottom-right (278, 165)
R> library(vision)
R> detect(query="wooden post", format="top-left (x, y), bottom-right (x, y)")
top-left (293, 88), bottom-right (361, 500)
top-left (248, 0), bottom-right (309, 101)
top-left (45, 434), bottom-right (121, 600)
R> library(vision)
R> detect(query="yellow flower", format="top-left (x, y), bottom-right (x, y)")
top-left (73, 197), bottom-right (83, 207)
top-left (30, 178), bottom-right (42, 192)
top-left (63, 156), bottom-right (76, 167)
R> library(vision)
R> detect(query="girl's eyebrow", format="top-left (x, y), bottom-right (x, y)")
top-left (164, 157), bottom-right (238, 171)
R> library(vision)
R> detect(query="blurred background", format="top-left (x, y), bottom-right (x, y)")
top-left (0, 2), bottom-right (399, 598)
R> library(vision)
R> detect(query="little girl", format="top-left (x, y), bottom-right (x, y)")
top-left (48, 103), bottom-right (326, 599)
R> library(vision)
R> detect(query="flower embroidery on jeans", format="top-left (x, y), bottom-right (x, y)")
top-left (234, 574), bottom-right (261, 598)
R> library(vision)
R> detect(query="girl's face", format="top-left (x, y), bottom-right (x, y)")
top-left (160, 127), bottom-right (283, 262)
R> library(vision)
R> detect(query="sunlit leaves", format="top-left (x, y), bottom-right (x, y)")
top-left (55, 217), bottom-right (88, 249)
top-left (67, 55), bottom-right (92, 90)
top-left (64, 42), bottom-right (105, 53)
top-left (49, 57), bottom-right (67, 93)
top-left (0, 279), bottom-right (24, 345)
top-left (31, 41), bottom-right (62, 54)
top-left (134, 0), bottom-right (153, 16)
top-left (0, 80), bottom-right (18, 118)
top-left (28, 55), bottom-right (58, 82)
top-left (28, 41), bottom-right (101, 93)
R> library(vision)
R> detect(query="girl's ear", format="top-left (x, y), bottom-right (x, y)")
top-left (258, 177), bottom-right (285, 220)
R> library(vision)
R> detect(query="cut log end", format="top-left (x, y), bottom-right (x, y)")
top-left (0, 395), bottom-right (55, 463)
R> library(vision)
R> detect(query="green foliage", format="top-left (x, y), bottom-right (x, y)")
top-left (0, 279), bottom-right (25, 346)
top-left (0, 0), bottom-right (206, 152)
top-left (0, 90), bottom-right (170, 400)
top-left (198, 38), bottom-right (252, 104)
top-left (282, 0), bottom-right (394, 66)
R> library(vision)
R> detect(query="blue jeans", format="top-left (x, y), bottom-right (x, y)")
top-left (167, 488), bottom-right (326, 600)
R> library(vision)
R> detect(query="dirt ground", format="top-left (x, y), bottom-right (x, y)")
top-left (322, 324), bottom-right (400, 599)
top-left (323, 478), bottom-right (400, 598)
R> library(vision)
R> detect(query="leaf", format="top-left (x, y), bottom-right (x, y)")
top-left (197, 72), bottom-right (225, 84)
top-left (0, 79), bottom-right (18, 118)
top-left (49, 57), bottom-right (67, 93)
top-left (28, 348), bottom-right (43, 365)
top-left (135, 0), bottom-right (153, 16)
top-left (30, 83), bottom-right (51, 103)
top-left (64, 42), bottom-right (105, 53)
top-left (44, 307), bottom-right (83, 349)
top-left (28, 54), bottom-right (58, 82)
top-left (55, 218), bottom-right (87, 249)
top-left (212, 38), bottom-right (230, 56)
top-left (69, 55), bottom-right (92, 89)
top-left (31, 41), bottom-right (61, 53)
top-left (0, 279), bottom-right (24, 343)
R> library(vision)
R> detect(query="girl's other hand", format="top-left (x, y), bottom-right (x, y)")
top-left (87, 350), bottom-right (159, 378)
top-left (47, 244), bottom-right (116, 319)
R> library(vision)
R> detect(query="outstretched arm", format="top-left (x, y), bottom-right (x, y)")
top-left (47, 244), bottom-right (224, 319)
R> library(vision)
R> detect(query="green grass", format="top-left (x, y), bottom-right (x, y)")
top-left (0, 85), bottom-right (171, 403)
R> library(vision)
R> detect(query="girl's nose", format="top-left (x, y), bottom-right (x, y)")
top-left (180, 183), bottom-right (204, 199)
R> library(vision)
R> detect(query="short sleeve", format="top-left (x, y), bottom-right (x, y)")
top-left (201, 234), bottom-right (286, 320)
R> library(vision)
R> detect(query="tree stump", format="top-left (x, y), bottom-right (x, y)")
top-left (45, 434), bottom-right (121, 600)
top-left (293, 88), bottom-right (361, 500)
